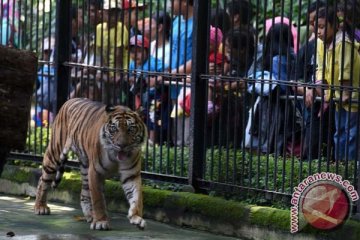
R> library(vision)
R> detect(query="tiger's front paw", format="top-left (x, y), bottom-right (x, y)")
top-left (34, 204), bottom-right (51, 215)
top-left (84, 215), bottom-right (93, 223)
top-left (128, 215), bottom-right (146, 230)
top-left (90, 219), bottom-right (110, 230)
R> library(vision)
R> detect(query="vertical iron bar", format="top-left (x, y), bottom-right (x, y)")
top-left (54, 0), bottom-right (71, 114)
top-left (188, 0), bottom-right (209, 190)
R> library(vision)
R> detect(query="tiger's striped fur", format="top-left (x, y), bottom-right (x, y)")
top-left (34, 98), bottom-right (147, 230)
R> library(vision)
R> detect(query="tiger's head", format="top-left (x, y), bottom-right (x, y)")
top-left (101, 105), bottom-right (147, 160)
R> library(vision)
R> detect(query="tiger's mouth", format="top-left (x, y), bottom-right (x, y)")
top-left (117, 146), bottom-right (135, 160)
top-left (112, 143), bottom-right (139, 161)
top-left (117, 150), bottom-right (129, 160)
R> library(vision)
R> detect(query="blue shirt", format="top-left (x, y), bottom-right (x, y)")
top-left (170, 16), bottom-right (193, 71)
top-left (247, 70), bottom-right (276, 96)
top-left (272, 54), bottom-right (294, 93)
top-left (129, 55), bottom-right (164, 74)
top-left (36, 65), bottom-right (55, 110)
top-left (129, 55), bottom-right (164, 105)
top-left (170, 16), bottom-right (193, 99)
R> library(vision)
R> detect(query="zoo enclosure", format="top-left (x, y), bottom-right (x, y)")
top-left (2, 0), bottom-right (360, 215)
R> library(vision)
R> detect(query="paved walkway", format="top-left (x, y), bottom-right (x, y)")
top-left (0, 194), bottom-right (239, 240)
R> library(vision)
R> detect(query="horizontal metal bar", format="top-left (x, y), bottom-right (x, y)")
top-left (141, 172), bottom-right (189, 185)
top-left (197, 179), bottom-right (292, 197)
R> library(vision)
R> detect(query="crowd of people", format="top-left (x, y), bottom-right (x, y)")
top-left (30, 0), bottom-right (360, 163)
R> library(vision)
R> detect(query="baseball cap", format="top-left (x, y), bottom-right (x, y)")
top-left (122, 0), bottom-right (147, 10)
top-left (129, 35), bottom-right (150, 49)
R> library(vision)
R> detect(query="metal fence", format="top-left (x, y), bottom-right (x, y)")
top-left (3, 0), bottom-right (360, 214)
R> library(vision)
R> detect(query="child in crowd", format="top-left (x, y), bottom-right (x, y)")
top-left (336, 0), bottom-right (360, 43)
top-left (128, 35), bottom-right (167, 145)
top-left (178, 26), bottom-right (224, 116)
top-left (207, 26), bottom-right (224, 114)
top-left (149, 11), bottom-right (172, 69)
top-left (34, 37), bottom-right (55, 127)
top-left (213, 28), bottom-right (255, 148)
top-left (208, 26), bottom-right (225, 75)
top-left (292, 0), bottom-right (330, 161)
top-left (315, 7), bottom-right (360, 162)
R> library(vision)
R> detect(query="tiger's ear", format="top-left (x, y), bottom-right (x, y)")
top-left (135, 106), bottom-right (146, 118)
top-left (105, 104), bottom-right (116, 113)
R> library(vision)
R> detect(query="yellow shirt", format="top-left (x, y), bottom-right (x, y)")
top-left (96, 21), bottom-right (129, 70)
top-left (316, 31), bottom-right (360, 112)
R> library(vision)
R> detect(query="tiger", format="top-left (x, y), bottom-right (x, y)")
top-left (34, 98), bottom-right (147, 230)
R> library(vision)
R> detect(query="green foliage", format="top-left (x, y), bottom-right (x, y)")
top-left (26, 126), bottom-right (50, 155)
top-left (143, 145), bottom-right (189, 176)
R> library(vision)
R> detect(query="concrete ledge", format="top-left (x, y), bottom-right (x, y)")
top-left (1, 165), bottom-right (359, 240)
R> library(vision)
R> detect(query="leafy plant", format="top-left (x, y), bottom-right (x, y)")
top-left (26, 126), bottom-right (50, 155)
top-left (142, 144), bottom-right (356, 196)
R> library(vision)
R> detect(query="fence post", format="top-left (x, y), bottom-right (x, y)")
top-left (53, 0), bottom-right (71, 114)
top-left (188, 0), bottom-right (209, 191)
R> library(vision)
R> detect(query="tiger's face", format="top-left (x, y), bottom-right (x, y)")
top-left (102, 105), bottom-right (147, 159)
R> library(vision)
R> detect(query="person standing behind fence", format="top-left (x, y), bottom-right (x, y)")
top-left (128, 35), bottom-right (164, 145)
top-left (225, 0), bottom-right (261, 75)
top-left (213, 28), bottom-right (254, 148)
top-left (336, 0), bottom-right (360, 43)
top-left (96, 0), bottom-right (129, 105)
top-left (121, 0), bottom-right (147, 38)
top-left (149, 11), bottom-right (172, 70)
top-left (169, 0), bottom-right (194, 146)
top-left (292, 1), bottom-right (330, 161)
top-left (70, 0), bottom-right (102, 101)
top-left (35, 37), bottom-right (55, 127)
top-left (315, 7), bottom-right (360, 162)
top-left (147, 11), bottom-right (172, 145)
top-left (246, 23), bottom-right (296, 156)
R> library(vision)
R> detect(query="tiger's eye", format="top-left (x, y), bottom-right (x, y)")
top-left (108, 124), bottom-right (117, 134)
top-left (128, 126), bottom-right (135, 134)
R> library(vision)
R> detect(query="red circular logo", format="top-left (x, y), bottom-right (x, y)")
top-left (301, 182), bottom-right (350, 230)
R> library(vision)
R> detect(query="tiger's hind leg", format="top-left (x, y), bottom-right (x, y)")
top-left (79, 162), bottom-right (93, 223)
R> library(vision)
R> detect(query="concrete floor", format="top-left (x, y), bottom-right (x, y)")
top-left (0, 194), bottom-right (239, 240)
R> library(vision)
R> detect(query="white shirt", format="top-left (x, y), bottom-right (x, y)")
top-left (150, 40), bottom-right (171, 69)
